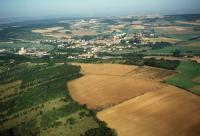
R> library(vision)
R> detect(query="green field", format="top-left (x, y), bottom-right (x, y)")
top-left (0, 62), bottom-right (115, 136)
top-left (166, 61), bottom-right (200, 95)
top-left (0, 42), bottom-right (55, 52)
top-left (146, 45), bottom-right (200, 55)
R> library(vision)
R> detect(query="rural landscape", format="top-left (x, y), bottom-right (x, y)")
top-left (0, 0), bottom-right (200, 135)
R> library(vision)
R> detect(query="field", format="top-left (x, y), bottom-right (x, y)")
top-left (155, 26), bottom-right (200, 35)
top-left (32, 27), bottom-right (65, 34)
top-left (68, 75), bottom-right (168, 109)
top-left (71, 63), bottom-right (138, 76)
top-left (68, 63), bottom-right (178, 109)
top-left (0, 42), bottom-right (54, 52)
top-left (175, 20), bottom-right (200, 26)
top-left (97, 89), bottom-right (200, 136)
top-left (166, 61), bottom-right (200, 95)
top-left (146, 38), bottom-right (200, 55)
top-left (142, 37), bottom-right (181, 44)
top-left (72, 30), bottom-right (97, 36)
top-left (1, 14), bottom-right (200, 136)
top-left (68, 63), bottom-right (200, 136)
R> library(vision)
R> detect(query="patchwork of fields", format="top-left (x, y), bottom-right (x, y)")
top-left (68, 63), bottom-right (200, 136)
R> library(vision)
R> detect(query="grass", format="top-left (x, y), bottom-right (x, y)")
top-left (166, 61), bottom-right (200, 95)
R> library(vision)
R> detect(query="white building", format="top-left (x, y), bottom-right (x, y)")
top-left (18, 47), bottom-right (26, 55)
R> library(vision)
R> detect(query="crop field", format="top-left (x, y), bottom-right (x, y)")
top-left (68, 75), bottom-right (167, 109)
top-left (0, 62), bottom-right (112, 135)
top-left (147, 46), bottom-right (200, 56)
top-left (32, 27), bottom-right (72, 39)
top-left (166, 61), bottom-right (200, 95)
top-left (146, 39), bottom-right (200, 55)
top-left (175, 20), bottom-right (200, 26)
top-left (68, 63), bottom-right (200, 136)
top-left (155, 26), bottom-right (200, 35)
top-left (126, 66), bottom-right (176, 81)
top-left (71, 63), bottom-right (138, 76)
top-left (32, 27), bottom-right (65, 34)
top-left (72, 30), bottom-right (97, 36)
top-left (68, 63), bottom-right (178, 109)
top-left (142, 37), bottom-right (181, 44)
top-left (0, 42), bottom-right (55, 52)
top-left (97, 88), bottom-right (200, 136)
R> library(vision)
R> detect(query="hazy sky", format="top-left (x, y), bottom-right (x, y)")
top-left (0, 0), bottom-right (200, 18)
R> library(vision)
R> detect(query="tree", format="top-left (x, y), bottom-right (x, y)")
top-left (173, 49), bottom-right (181, 57)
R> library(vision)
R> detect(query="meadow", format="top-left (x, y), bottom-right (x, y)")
top-left (166, 61), bottom-right (200, 95)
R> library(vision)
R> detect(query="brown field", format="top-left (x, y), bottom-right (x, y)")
top-left (191, 57), bottom-right (200, 64)
top-left (68, 75), bottom-right (168, 109)
top-left (32, 27), bottom-right (72, 39)
top-left (32, 27), bottom-right (64, 34)
top-left (71, 63), bottom-right (138, 76)
top-left (68, 63), bottom-right (200, 136)
top-left (155, 26), bottom-right (200, 34)
top-left (130, 25), bottom-right (145, 30)
top-left (125, 66), bottom-right (176, 81)
top-left (97, 88), bottom-right (200, 136)
top-left (176, 21), bottom-right (200, 26)
top-left (142, 37), bottom-right (180, 44)
top-left (68, 63), bottom-right (177, 109)
top-left (72, 30), bottom-right (97, 36)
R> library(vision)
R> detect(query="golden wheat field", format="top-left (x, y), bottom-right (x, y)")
top-left (97, 88), bottom-right (200, 136)
top-left (68, 63), bottom-right (200, 136)
top-left (68, 63), bottom-right (177, 109)
top-left (68, 75), bottom-right (168, 109)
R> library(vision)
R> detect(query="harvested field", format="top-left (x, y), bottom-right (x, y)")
top-left (130, 25), bottom-right (145, 29)
top-left (71, 63), bottom-right (138, 76)
top-left (142, 37), bottom-right (181, 44)
top-left (32, 27), bottom-right (64, 34)
top-left (32, 27), bottom-right (73, 39)
top-left (68, 63), bottom-right (177, 109)
top-left (125, 66), bottom-right (176, 81)
top-left (191, 57), bottom-right (200, 64)
top-left (68, 63), bottom-right (200, 136)
top-left (68, 75), bottom-right (167, 109)
top-left (72, 30), bottom-right (97, 36)
top-left (155, 26), bottom-right (200, 34)
top-left (176, 21), bottom-right (200, 26)
top-left (97, 88), bottom-right (200, 136)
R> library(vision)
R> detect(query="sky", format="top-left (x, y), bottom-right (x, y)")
top-left (0, 0), bottom-right (200, 18)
